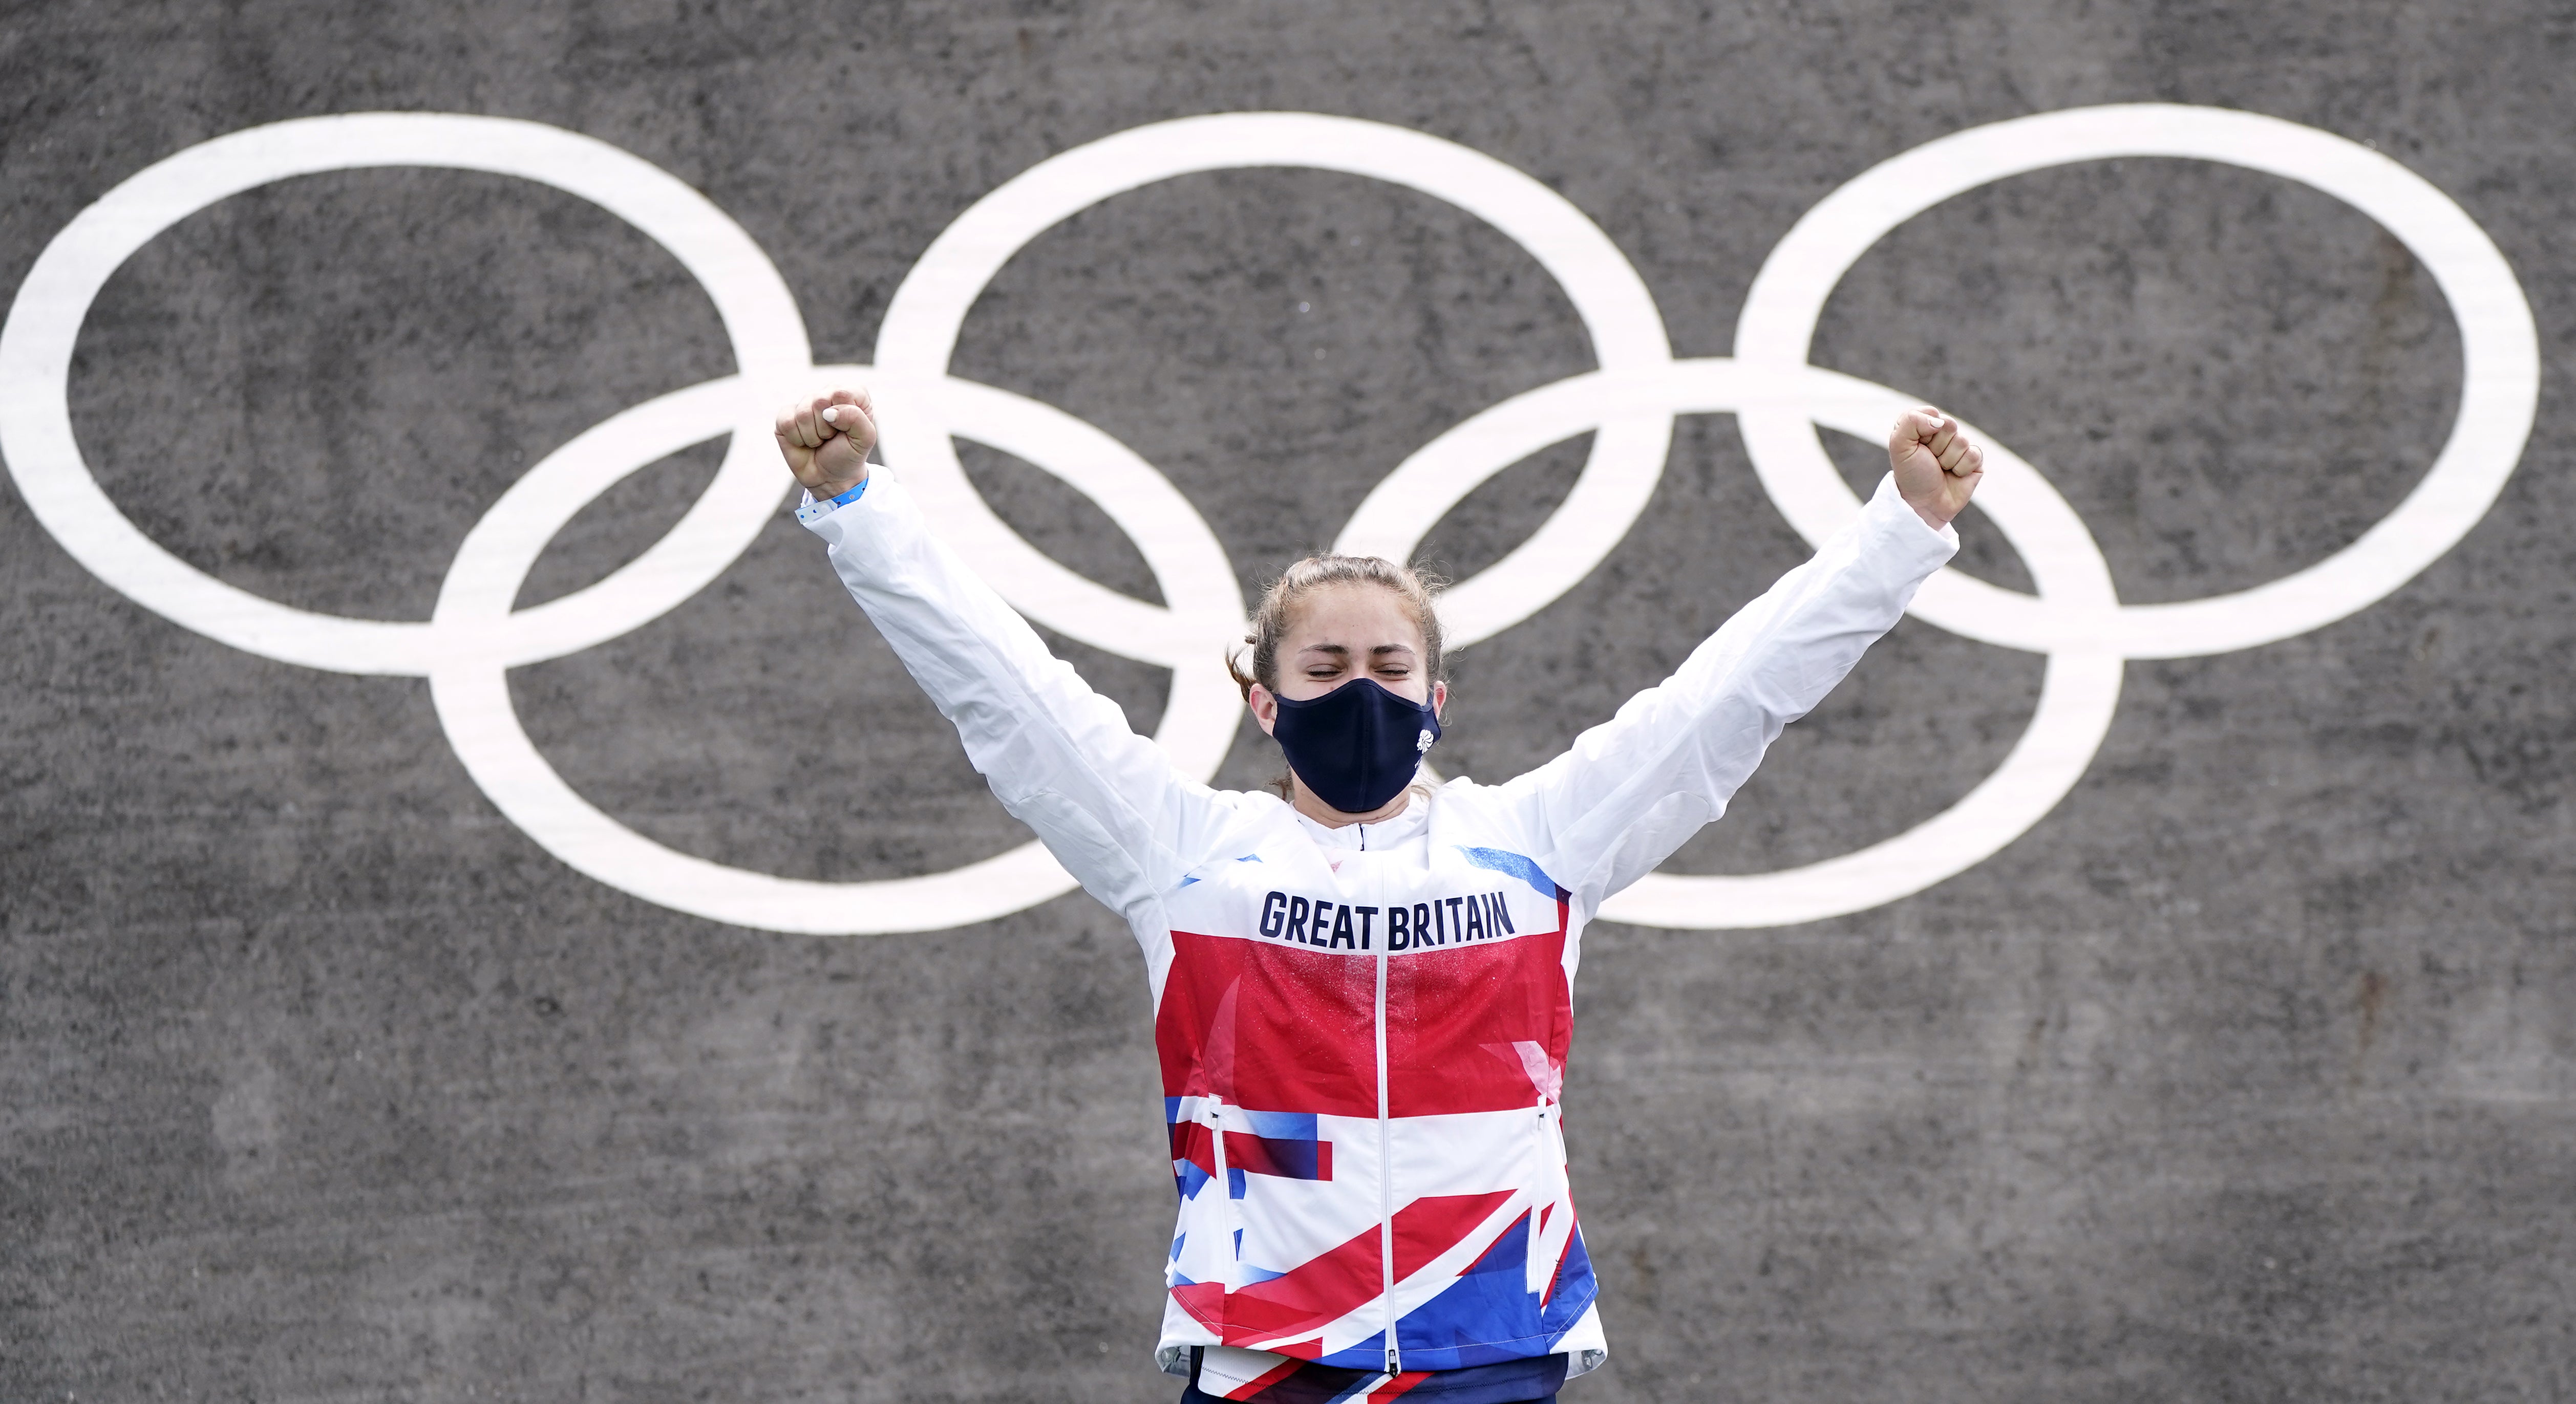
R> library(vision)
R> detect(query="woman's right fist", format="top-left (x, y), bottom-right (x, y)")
top-left (775, 388), bottom-right (877, 499)
top-left (1887, 405), bottom-right (1983, 532)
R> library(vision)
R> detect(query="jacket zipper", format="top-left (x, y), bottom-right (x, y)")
top-left (1376, 933), bottom-right (1398, 1373)
top-left (1210, 1094), bottom-right (1233, 1291)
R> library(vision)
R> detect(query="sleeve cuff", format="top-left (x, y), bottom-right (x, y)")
top-left (1865, 471), bottom-right (1961, 556)
top-left (794, 474), bottom-right (872, 525)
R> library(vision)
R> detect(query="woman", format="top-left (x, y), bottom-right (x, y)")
top-left (776, 388), bottom-right (1982, 1403)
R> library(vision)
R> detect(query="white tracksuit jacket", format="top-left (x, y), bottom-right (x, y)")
top-left (800, 467), bottom-right (1957, 1383)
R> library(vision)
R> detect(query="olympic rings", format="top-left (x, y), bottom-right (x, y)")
top-left (0, 105), bottom-right (2536, 934)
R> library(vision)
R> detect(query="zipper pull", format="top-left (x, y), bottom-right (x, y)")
top-left (1385, 1344), bottom-right (1400, 1373)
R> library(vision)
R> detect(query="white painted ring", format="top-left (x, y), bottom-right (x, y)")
top-left (0, 112), bottom-right (813, 676)
top-left (1735, 103), bottom-right (2540, 659)
top-left (1330, 353), bottom-right (2127, 928)
top-left (425, 368), bottom-right (1243, 934)
top-left (871, 112), bottom-right (1679, 653)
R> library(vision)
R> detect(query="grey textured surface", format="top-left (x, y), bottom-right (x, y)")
top-left (4, 3), bottom-right (2573, 1400)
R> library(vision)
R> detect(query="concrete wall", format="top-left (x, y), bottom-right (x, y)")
top-left (3, 3), bottom-right (2570, 1399)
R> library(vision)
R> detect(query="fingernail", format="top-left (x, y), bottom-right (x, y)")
top-left (821, 407), bottom-right (841, 423)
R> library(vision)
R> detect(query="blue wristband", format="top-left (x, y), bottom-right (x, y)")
top-left (795, 474), bottom-right (871, 523)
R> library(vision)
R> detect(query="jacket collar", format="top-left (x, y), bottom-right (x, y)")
top-left (1290, 789), bottom-right (1430, 852)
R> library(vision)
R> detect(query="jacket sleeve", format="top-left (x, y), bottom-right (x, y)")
top-left (799, 472), bottom-right (1241, 917)
top-left (1497, 473), bottom-right (1960, 912)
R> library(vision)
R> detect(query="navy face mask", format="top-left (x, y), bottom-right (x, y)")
top-left (1269, 677), bottom-right (1442, 815)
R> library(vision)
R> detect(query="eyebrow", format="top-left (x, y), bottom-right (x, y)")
top-left (1297, 643), bottom-right (1418, 659)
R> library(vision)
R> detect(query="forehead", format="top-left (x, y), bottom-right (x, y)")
top-left (1284, 581), bottom-right (1425, 650)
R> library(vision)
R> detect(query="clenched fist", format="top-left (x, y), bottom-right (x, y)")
top-left (775, 388), bottom-right (878, 500)
top-left (1887, 406), bottom-right (1984, 531)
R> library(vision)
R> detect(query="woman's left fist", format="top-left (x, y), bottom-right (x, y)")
top-left (774, 387), bottom-right (878, 500)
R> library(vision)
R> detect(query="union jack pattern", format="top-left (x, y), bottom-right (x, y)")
top-left (1155, 836), bottom-right (1598, 1373)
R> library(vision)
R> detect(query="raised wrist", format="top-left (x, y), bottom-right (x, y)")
top-left (812, 466), bottom-right (870, 501)
top-left (796, 471), bottom-right (874, 525)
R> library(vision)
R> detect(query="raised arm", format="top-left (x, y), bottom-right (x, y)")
top-left (1500, 408), bottom-right (1984, 911)
top-left (778, 390), bottom-right (1246, 919)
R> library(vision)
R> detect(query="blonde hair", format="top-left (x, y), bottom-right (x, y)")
top-left (1225, 554), bottom-right (1448, 703)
